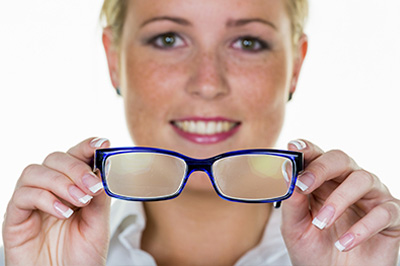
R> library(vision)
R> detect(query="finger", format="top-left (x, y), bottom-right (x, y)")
top-left (334, 200), bottom-right (400, 252)
top-left (288, 139), bottom-right (325, 191)
top-left (310, 170), bottom-right (390, 230)
top-left (288, 139), bottom-right (325, 167)
top-left (6, 186), bottom-right (74, 226)
top-left (67, 137), bottom-right (110, 164)
top-left (295, 149), bottom-right (360, 194)
top-left (43, 151), bottom-right (103, 196)
top-left (78, 190), bottom-right (111, 236)
top-left (17, 164), bottom-right (94, 208)
top-left (282, 139), bottom-right (325, 231)
top-left (281, 190), bottom-right (313, 237)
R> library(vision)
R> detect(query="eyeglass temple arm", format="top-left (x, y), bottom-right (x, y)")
top-left (296, 153), bottom-right (305, 173)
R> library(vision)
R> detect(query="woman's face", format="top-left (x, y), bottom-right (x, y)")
top-left (105, 0), bottom-right (306, 159)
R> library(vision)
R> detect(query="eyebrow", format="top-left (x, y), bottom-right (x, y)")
top-left (226, 18), bottom-right (277, 30)
top-left (140, 16), bottom-right (192, 28)
top-left (139, 16), bottom-right (277, 31)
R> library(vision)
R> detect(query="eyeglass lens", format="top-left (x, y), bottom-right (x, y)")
top-left (105, 153), bottom-right (187, 198)
top-left (104, 153), bottom-right (293, 200)
top-left (212, 155), bottom-right (292, 200)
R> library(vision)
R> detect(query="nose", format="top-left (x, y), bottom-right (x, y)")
top-left (185, 52), bottom-right (229, 100)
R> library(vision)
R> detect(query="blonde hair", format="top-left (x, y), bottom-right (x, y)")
top-left (100, 0), bottom-right (308, 50)
top-left (285, 0), bottom-right (309, 45)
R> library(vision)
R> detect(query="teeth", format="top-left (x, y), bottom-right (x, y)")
top-left (216, 121), bottom-right (223, 133)
top-left (189, 121), bottom-right (196, 133)
top-left (223, 121), bottom-right (230, 131)
top-left (183, 121), bottom-right (189, 132)
top-left (198, 121), bottom-right (206, 134)
top-left (174, 120), bottom-right (237, 135)
top-left (206, 121), bottom-right (216, 135)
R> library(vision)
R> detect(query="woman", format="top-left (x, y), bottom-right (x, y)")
top-left (2, 0), bottom-right (400, 265)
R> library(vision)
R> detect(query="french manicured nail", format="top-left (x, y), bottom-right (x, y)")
top-left (90, 137), bottom-right (108, 148)
top-left (312, 205), bottom-right (335, 230)
top-left (296, 172), bottom-right (315, 191)
top-left (69, 186), bottom-right (93, 204)
top-left (289, 139), bottom-right (307, 150)
top-left (335, 233), bottom-right (355, 252)
top-left (54, 201), bottom-right (74, 218)
top-left (82, 172), bottom-right (103, 193)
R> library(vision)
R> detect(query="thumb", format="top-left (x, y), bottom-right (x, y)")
top-left (81, 162), bottom-right (112, 227)
top-left (281, 139), bottom-right (319, 236)
top-left (67, 137), bottom-right (110, 165)
top-left (67, 137), bottom-right (112, 239)
top-left (281, 190), bottom-right (311, 237)
top-left (79, 189), bottom-right (112, 239)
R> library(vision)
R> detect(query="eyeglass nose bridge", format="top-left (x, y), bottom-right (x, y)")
top-left (185, 158), bottom-right (214, 175)
top-left (184, 161), bottom-right (221, 196)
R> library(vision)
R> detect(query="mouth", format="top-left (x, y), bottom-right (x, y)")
top-left (170, 117), bottom-right (241, 144)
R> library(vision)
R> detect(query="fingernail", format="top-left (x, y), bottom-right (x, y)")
top-left (82, 172), bottom-right (103, 193)
top-left (335, 233), bottom-right (355, 252)
top-left (312, 205), bottom-right (335, 230)
top-left (90, 137), bottom-right (108, 148)
top-left (282, 161), bottom-right (290, 183)
top-left (54, 201), bottom-right (74, 218)
top-left (289, 139), bottom-right (307, 150)
top-left (69, 186), bottom-right (93, 204)
top-left (296, 172), bottom-right (315, 191)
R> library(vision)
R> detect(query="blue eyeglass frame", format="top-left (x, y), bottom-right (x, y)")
top-left (94, 147), bottom-right (303, 208)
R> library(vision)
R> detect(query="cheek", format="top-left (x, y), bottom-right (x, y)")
top-left (125, 57), bottom-right (171, 104)
top-left (227, 55), bottom-right (289, 117)
top-left (226, 54), bottom-right (289, 144)
top-left (121, 54), bottom-right (188, 143)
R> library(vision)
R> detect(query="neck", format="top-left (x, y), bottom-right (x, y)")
top-left (141, 183), bottom-right (272, 266)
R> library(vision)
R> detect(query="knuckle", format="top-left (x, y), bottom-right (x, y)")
top-left (49, 171), bottom-right (66, 184)
top-left (43, 151), bottom-right (64, 164)
top-left (328, 149), bottom-right (353, 167)
top-left (11, 187), bottom-right (28, 206)
top-left (328, 149), bottom-right (348, 158)
top-left (330, 190), bottom-right (348, 207)
top-left (21, 164), bottom-right (40, 178)
top-left (377, 207), bottom-right (392, 228)
top-left (310, 161), bottom-right (329, 177)
top-left (356, 218), bottom-right (372, 236)
top-left (382, 201), bottom-right (400, 225)
top-left (355, 170), bottom-right (376, 188)
top-left (35, 188), bottom-right (48, 201)
top-left (18, 164), bottom-right (41, 187)
top-left (68, 160), bottom-right (87, 177)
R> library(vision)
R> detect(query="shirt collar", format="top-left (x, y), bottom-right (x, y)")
top-left (109, 200), bottom-right (289, 264)
top-left (109, 200), bottom-right (146, 241)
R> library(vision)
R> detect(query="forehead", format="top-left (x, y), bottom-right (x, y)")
top-left (125, 0), bottom-right (290, 30)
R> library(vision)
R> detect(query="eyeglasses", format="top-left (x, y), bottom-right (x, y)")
top-left (94, 147), bottom-right (303, 208)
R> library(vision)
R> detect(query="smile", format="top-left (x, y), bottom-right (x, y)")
top-left (171, 118), bottom-right (241, 144)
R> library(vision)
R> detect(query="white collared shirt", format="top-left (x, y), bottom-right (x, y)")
top-left (1, 201), bottom-right (400, 265)
top-left (106, 200), bottom-right (291, 266)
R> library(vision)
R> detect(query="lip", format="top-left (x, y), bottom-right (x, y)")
top-left (170, 117), bottom-right (241, 144)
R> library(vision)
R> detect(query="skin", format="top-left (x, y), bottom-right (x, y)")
top-left (2, 0), bottom-right (400, 265)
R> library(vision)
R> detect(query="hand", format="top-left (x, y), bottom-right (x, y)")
top-left (2, 137), bottom-right (111, 266)
top-left (282, 139), bottom-right (400, 265)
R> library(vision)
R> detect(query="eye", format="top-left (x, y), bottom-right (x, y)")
top-left (149, 32), bottom-right (186, 49)
top-left (231, 36), bottom-right (269, 52)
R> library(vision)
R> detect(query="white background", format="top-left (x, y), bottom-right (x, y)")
top-left (1, 1), bottom-right (400, 244)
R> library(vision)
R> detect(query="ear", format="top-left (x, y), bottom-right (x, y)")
top-left (289, 34), bottom-right (308, 99)
top-left (102, 27), bottom-right (120, 93)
